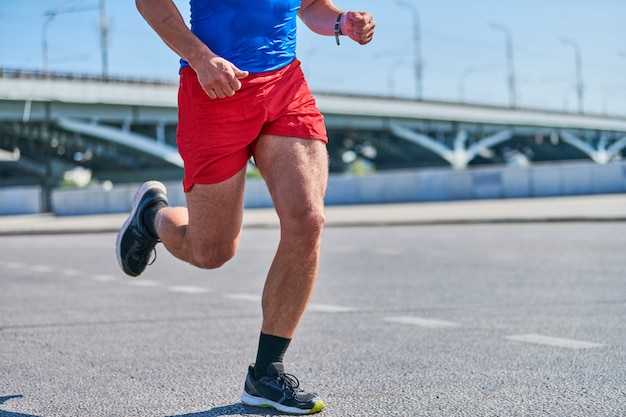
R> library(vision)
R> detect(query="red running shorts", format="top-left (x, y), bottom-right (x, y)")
top-left (177, 59), bottom-right (328, 192)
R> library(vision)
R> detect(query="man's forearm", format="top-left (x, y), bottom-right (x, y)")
top-left (299, 0), bottom-right (342, 36)
top-left (135, 0), bottom-right (214, 67)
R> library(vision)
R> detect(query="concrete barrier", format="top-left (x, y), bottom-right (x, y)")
top-left (502, 168), bottom-right (531, 198)
top-left (1, 160), bottom-right (624, 216)
top-left (0, 186), bottom-right (42, 215)
top-left (243, 179), bottom-right (273, 208)
top-left (51, 181), bottom-right (187, 216)
top-left (324, 160), bottom-right (626, 205)
top-left (591, 163), bottom-right (624, 194)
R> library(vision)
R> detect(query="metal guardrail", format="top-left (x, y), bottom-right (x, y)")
top-left (0, 67), bottom-right (177, 86)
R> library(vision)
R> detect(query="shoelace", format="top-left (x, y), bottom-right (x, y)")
top-left (130, 227), bottom-right (158, 265)
top-left (276, 372), bottom-right (302, 396)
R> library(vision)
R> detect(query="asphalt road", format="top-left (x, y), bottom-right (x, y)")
top-left (1, 223), bottom-right (625, 417)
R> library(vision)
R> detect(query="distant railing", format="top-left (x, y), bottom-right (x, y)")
top-left (1, 68), bottom-right (623, 118)
top-left (0, 68), bottom-right (177, 86)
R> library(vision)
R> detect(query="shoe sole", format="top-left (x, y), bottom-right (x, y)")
top-left (115, 181), bottom-right (167, 274)
top-left (241, 391), bottom-right (325, 415)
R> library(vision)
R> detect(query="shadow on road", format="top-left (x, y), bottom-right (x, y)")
top-left (169, 402), bottom-right (289, 417)
top-left (0, 395), bottom-right (40, 417)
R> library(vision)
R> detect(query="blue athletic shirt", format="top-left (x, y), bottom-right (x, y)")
top-left (180, 0), bottom-right (300, 73)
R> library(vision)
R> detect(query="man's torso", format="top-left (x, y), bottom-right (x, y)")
top-left (181, 0), bottom-right (301, 73)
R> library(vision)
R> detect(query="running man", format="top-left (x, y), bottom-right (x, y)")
top-left (117, 0), bottom-right (375, 413)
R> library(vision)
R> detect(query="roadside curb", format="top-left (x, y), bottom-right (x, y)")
top-left (0, 194), bottom-right (624, 236)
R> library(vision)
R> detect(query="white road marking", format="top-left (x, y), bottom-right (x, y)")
top-left (224, 294), bottom-right (354, 313)
top-left (126, 279), bottom-right (160, 287)
top-left (3, 262), bottom-right (25, 269)
top-left (167, 285), bottom-right (210, 294)
top-left (91, 274), bottom-right (118, 282)
top-left (504, 334), bottom-right (606, 349)
top-left (307, 303), bottom-right (354, 313)
top-left (61, 269), bottom-right (81, 276)
top-left (383, 316), bottom-right (460, 328)
top-left (28, 265), bottom-right (54, 273)
top-left (224, 293), bottom-right (262, 302)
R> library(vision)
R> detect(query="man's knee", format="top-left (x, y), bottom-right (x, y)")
top-left (303, 209), bottom-right (325, 235)
top-left (190, 241), bottom-right (238, 270)
top-left (282, 208), bottom-right (325, 240)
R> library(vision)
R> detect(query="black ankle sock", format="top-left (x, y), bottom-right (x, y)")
top-left (254, 332), bottom-right (291, 379)
top-left (142, 201), bottom-right (166, 238)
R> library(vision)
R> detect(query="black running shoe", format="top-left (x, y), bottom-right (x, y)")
top-left (116, 181), bottom-right (168, 277)
top-left (241, 363), bottom-right (325, 415)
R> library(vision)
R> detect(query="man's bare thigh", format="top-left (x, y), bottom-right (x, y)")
top-left (253, 135), bottom-right (328, 218)
top-left (184, 166), bottom-right (247, 253)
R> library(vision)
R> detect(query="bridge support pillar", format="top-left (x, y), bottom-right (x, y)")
top-left (390, 124), bottom-right (513, 169)
top-left (560, 130), bottom-right (626, 164)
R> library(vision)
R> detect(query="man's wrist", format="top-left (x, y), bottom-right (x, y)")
top-left (186, 47), bottom-right (217, 70)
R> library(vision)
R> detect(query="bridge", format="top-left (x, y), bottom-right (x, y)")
top-left (1, 68), bottom-right (626, 191)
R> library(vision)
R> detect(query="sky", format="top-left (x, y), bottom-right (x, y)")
top-left (1, 0), bottom-right (625, 116)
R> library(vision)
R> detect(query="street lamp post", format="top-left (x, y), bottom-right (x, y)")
top-left (394, 0), bottom-right (423, 100)
top-left (561, 37), bottom-right (584, 114)
top-left (42, 11), bottom-right (56, 72)
top-left (41, 3), bottom-right (108, 76)
top-left (100, 0), bottom-right (110, 77)
top-left (488, 21), bottom-right (516, 108)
